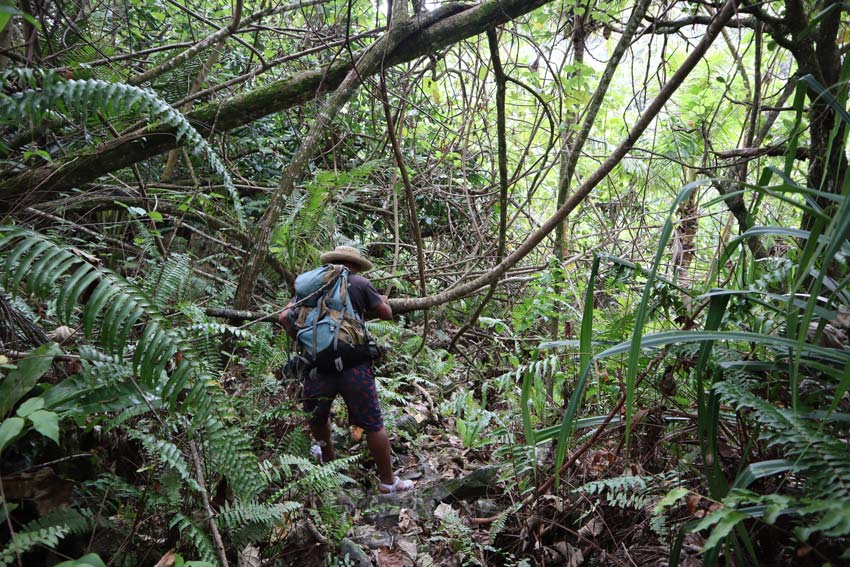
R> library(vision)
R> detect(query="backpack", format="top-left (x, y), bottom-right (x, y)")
top-left (287, 265), bottom-right (371, 372)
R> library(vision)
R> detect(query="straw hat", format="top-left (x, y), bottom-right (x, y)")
top-left (320, 245), bottom-right (374, 272)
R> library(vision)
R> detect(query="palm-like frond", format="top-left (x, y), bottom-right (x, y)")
top-left (0, 74), bottom-right (244, 227)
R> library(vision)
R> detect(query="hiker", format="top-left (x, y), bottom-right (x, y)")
top-left (278, 246), bottom-right (414, 494)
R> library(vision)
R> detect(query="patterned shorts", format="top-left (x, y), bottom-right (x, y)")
top-left (303, 362), bottom-right (384, 432)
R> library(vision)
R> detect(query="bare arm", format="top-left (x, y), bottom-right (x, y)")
top-left (373, 295), bottom-right (393, 321)
top-left (278, 300), bottom-right (296, 338)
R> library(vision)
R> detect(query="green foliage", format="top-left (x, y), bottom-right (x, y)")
top-left (0, 342), bottom-right (61, 416)
top-left (0, 73), bottom-right (244, 227)
top-left (0, 508), bottom-right (95, 567)
top-left (441, 389), bottom-right (501, 449)
top-left (575, 473), bottom-right (680, 537)
top-left (131, 431), bottom-right (202, 492)
top-left (170, 514), bottom-right (218, 565)
top-left (0, 525), bottom-right (71, 567)
top-left (511, 259), bottom-right (576, 335)
top-left (145, 253), bottom-right (192, 308)
top-left (261, 453), bottom-right (358, 498)
top-left (716, 379), bottom-right (850, 501)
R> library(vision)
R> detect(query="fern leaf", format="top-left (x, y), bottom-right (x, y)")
top-left (715, 380), bottom-right (850, 499)
top-left (0, 79), bottom-right (245, 227)
top-left (169, 514), bottom-right (218, 565)
top-left (0, 525), bottom-right (70, 566)
top-left (204, 416), bottom-right (264, 501)
top-left (218, 500), bottom-right (301, 530)
top-left (131, 431), bottom-right (201, 493)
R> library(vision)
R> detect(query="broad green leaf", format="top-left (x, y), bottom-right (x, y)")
top-left (0, 416), bottom-right (25, 453)
top-left (732, 459), bottom-right (793, 490)
top-left (28, 409), bottom-right (59, 444)
top-left (695, 508), bottom-right (748, 552)
top-left (0, 342), bottom-right (62, 416)
top-left (55, 554), bottom-right (107, 567)
top-left (655, 487), bottom-right (689, 513)
top-left (15, 396), bottom-right (45, 417)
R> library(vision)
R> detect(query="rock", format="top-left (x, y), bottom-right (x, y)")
top-left (423, 465), bottom-right (499, 503)
top-left (335, 489), bottom-right (358, 515)
top-left (339, 538), bottom-right (371, 567)
top-left (47, 325), bottom-right (74, 343)
top-left (395, 414), bottom-right (420, 436)
top-left (349, 524), bottom-right (394, 549)
top-left (359, 491), bottom-right (430, 526)
top-left (474, 498), bottom-right (499, 517)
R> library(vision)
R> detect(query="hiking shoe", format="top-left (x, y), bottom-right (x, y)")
top-left (310, 444), bottom-right (324, 465)
top-left (378, 476), bottom-right (414, 495)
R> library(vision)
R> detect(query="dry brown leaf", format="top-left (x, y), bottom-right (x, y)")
top-left (1, 468), bottom-right (74, 515)
top-left (238, 544), bottom-right (261, 567)
top-left (397, 538), bottom-right (417, 559)
top-left (796, 545), bottom-right (813, 557)
top-left (553, 541), bottom-right (584, 567)
top-left (376, 547), bottom-right (406, 567)
top-left (577, 517), bottom-right (603, 538)
top-left (589, 450), bottom-right (616, 472)
top-left (398, 508), bottom-right (421, 532)
top-left (685, 494), bottom-right (701, 515)
top-left (153, 550), bottom-right (176, 567)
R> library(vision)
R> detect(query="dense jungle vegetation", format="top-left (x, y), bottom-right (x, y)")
top-left (0, 0), bottom-right (849, 564)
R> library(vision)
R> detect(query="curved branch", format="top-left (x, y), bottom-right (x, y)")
top-left (391, 0), bottom-right (740, 314)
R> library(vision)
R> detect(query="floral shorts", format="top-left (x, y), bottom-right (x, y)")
top-left (303, 362), bottom-right (384, 432)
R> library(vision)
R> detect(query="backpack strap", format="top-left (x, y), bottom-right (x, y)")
top-left (331, 267), bottom-right (350, 352)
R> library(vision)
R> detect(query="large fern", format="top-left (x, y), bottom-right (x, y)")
top-left (715, 378), bottom-right (850, 500)
top-left (0, 228), bottom-right (267, 563)
top-left (0, 72), bottom-right (245, 227)
top-left (0, 508), bottom-right (95, 567)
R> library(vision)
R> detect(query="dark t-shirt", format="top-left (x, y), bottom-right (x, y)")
top-left (347, 274), bottom-right (383, 318)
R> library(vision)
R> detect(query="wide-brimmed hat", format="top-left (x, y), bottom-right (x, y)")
top-left (320, 245), bottom-right (374, 272)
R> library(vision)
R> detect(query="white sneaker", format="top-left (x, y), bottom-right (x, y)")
top-left (310, 444), bottom-right (323, 464)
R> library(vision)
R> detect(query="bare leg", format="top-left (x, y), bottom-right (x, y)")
top-left (366, 427), bottom-right (395, 484)
top-left (310, 419), bottom-right (335, 463)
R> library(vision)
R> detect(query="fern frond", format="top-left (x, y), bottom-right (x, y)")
top-left (575, 475), bottom-right (651, 510)
top-left (22, 507), bottom-right (95, 536)
top-left (131, 431), bottom-right (202, 493)
top-left (145, 253), bottom-right (191, 309)
top-left (0, 78), bottom-right (245, 227)
top-left (0, 523), bottom-right (72, 566)
top-left (260, 453), bottom-right (358, 497)
top-left (204, 416), bottom-right (264, 501)
top-left (0, 228), bottom-right (206, 403)
top-left (169, 513), bottom-right (218, 565)
top-left (715, 379), bottom-right (850, 499)
top-left (218, 500), bottom-right (301, 530)
top-left (488, 501), bottom-right (522, 543)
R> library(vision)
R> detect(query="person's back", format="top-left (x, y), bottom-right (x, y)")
top-left (279, 246), bottom-right (412, 494)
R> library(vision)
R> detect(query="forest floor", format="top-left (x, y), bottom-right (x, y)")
top-left (282, 397), bottom-right (702, 567)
